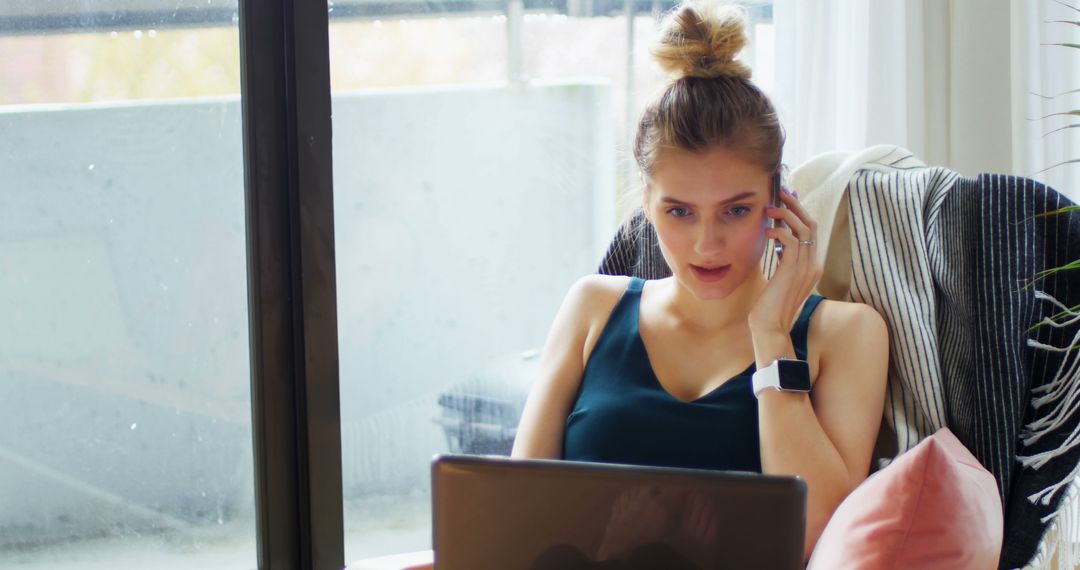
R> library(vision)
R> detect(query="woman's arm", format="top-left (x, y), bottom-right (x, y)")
top-left (752, 302), bottom-right (889, 561)
top-left (511, 275), bottom-right (624, 459)
top-left (752, 188), bottom-right (890, 560)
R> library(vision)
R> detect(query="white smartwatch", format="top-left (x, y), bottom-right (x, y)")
top-left (752, 358), bottom-right (812, 398)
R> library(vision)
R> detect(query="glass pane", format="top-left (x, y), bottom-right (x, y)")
top-left (0, 5), bottom-right (254, 570)
top-left (331, 2), bottom-right (775, 564)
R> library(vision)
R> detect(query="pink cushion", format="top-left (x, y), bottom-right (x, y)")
top-left (807, 427), bottom-right (1003, 570)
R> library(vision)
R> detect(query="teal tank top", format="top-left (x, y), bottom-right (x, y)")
top-left (562, 277), bottom-right (824, 473)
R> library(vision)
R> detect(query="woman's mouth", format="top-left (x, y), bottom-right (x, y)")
top-left (690, 264), bottom-right (731, 283)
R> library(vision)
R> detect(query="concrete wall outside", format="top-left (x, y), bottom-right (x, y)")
top-left (0, 80), bottom-right (615, 546)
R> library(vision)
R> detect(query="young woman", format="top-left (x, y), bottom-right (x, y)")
top-left (511, 1), bottom-right (890, 560)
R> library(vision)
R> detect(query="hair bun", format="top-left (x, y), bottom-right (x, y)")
top-left (653, 1), bottom-right (751, 81)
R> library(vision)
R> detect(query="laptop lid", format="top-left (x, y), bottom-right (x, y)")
top-left (432, 454), bottom-right (806, 570)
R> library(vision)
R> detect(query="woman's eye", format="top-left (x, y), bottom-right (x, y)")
top-left (667, 207), bottom-right (691, 218)
top-left (727, 206), bottom-right (751, 217)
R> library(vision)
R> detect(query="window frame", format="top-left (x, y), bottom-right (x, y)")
top-left (239, 0), bottom-right (344, 568)
top-left (0, 1), bottom-right (590, 35)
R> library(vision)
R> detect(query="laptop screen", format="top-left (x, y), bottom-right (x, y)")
top-left (432, 455), bottom-right (806, 570)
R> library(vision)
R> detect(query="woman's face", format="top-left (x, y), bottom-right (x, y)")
top-left (644, 145), bottom-right (773, 301)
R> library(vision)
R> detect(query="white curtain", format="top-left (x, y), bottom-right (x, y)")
top-left (1011, 0), bottom-right (1080, 203)
top-left (770, 0), bottom-right (1080, 559)
top-left (771, 0), bottom-right (1080, 203)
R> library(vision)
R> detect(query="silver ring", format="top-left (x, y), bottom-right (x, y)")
top-left (799, 239), bottom-right (816, 246)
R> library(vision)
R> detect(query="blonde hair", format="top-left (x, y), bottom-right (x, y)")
top-left (634, 1), bottom-right (784, 181)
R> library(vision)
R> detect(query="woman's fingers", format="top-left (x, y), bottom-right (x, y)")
top-left (777, 191), bottom-right (818, 239)
top-left (766, 225), bottom-right (802, 266)
top-left (767, 222), bottom-right (819, 278)
top-left (766, 203), bottom-right (811, 241)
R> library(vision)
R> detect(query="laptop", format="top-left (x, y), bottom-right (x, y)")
top-left (431, 454), bottom-right (807, 570)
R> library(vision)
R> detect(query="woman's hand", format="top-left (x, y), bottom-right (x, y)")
top-left (748, 188), bottom-right (823, 334)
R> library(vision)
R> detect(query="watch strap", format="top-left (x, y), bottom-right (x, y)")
top-left (752, 360), bottom-right (782, 397)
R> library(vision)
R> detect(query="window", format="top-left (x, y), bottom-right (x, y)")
top-left (0, 1), bottom-right (775, 567)
top-left (0, 3), bottom-right (255, 569)
top-left (328, 1), bottom-right (774, 562)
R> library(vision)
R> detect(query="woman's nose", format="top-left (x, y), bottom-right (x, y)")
top-left (695, 221), bottom-right (725, 256)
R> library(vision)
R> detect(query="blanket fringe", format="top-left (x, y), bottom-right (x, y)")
top-left (1022, 476), bottom-right (1080, 570)
top-left (1020, 339), bottom-right (1080, 448)
top-left (1034, 290), bottom-right (1080, 316)
top-left (1018, 290), bottom-right (1080, 505)
top-left (1017, 291), bottom-right (1080, 568)
top-left (1024, 335), bottom-right (1080, 404)
top-left (1030, 291), bottom-right (1080, 334)
top-left (1022, 292), bottom-right (1080, 454)
top-left (1024, 460), bottom-right (1080, 506)
top-left (1027, 291), bottom-right (1080, 402)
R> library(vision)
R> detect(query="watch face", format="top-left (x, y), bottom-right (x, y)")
top-left (777, 359), bottom-right (812, 392)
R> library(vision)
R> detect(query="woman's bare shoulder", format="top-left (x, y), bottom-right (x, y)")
top-left (562, 275), bottom-right (635, 359)
top-left (812, 298), bottom-right (887, 338)
top-left (563, 274), bottom-right (632, 312)
top-left (545, 274), bottom-right (632, 341)
top-left (810, 298), bottom-right (889, 365)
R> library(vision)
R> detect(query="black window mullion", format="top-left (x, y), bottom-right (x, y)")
top-left (239, 0), bottom-right (343, 567)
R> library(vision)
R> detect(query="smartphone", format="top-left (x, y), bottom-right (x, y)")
top-left (771, 172), bottom-right (784, 257)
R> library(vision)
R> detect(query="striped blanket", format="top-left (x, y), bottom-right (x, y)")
top-left (598, 146), bottom-right (1080, 568)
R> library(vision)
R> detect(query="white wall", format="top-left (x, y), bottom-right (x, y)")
top-left (332, 82), bottom-right (615, 494)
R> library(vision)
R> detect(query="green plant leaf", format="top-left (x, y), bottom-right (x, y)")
top-left (1034, 110), bottom-right (1080, 120)
top-left (1051, 0), bottom-right (1080, 13)
top-left (1046, 19), bottom-right (1080, 26)
top-left (1027, 303), bottom-right (1080, 332)
top-left (1031, 88), bottom-right (1080, 99)
top-left (1044, 42), bottom-right (1080, 49)
top-left (1034, 259), bottom-right (1080, 280)
top-left (1044, 124), bottom-right (1080, 136)
top-left (1019, 259), bottom-right (1080, 292)
top-left (1033, 205), bottom-right (1080, 218)
top-left (1020, 204), bottom-right (1080, 224)
top-left (1033, 158), bottom-right (1080, 175)
top-left (1049, 304), bottom-right (1080, 321)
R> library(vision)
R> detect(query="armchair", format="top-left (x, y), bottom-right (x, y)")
top-left (598, 145), bottom-right (1080, 569)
